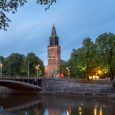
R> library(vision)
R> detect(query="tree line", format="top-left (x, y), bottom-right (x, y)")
top-left (0, 32), bottom-right (114, 79)
top-left (59, 32), bottom-right (115, 80)
top-left (0, 52), bottom-right (44, 77)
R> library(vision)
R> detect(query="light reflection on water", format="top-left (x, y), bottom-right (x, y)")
top-left (0, 94), bottom-right (115, 115)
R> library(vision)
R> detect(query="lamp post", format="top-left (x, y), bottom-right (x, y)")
top-left (36, 64), bottom-right (40, 78)
top-left (0, 60), bottom-right (3, 78)
top-left (66, 66), bottom-right (71, 78)
top-left (27, 61), bottom-right (30, 78)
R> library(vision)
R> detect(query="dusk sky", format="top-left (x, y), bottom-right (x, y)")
top-left (0, 0), bottom-right (115, 65)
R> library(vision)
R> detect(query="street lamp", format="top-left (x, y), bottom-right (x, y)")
top-left (36, 64), bottom-right (40, 78)
top-left (27, 61), bottom-right (30, 78)
top-left (66, 66), bottom-right (71, 78)
top-left (0, 61), bottom-right (3, 78)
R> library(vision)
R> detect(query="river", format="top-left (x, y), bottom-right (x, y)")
top-left (0, 94), bottom-right (115, 115)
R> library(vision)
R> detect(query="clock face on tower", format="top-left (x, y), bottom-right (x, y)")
top-left (46, 25), bottom-right (61, 77)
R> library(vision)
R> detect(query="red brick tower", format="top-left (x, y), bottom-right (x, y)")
top-left (46, 25), bottom-right (61, 77)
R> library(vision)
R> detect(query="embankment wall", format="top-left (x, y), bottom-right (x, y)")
top-left (41, 78), bottom-right (115, 98)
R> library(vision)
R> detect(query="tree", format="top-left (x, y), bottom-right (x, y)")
top-left (69, 38), bottom-right (97, 79)
top-left (25, 52), bottom-right (44, 77)
top-left (5, 53), bottom-right (25, 76)
top-left (0, 52), bottom-right (44, 77)
top-left (0, 0), bottom-right (56, 30)
top-left (0, 56), bottom-right (5, 76)
top-left (70, 48), bottom-right (86, 78)
top-left (58, 60), bottom-right (68, 77)
top-left (96, 32), bottom-right (115, 80)
top-left (81, 38), bottom-right (95, 79)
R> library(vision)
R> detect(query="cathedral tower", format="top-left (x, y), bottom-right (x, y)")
top-left (46, 25), bottom-right (61, 77)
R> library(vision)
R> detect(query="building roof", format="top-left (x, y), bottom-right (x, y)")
top-left (49, 25), bottom-right (59, 46)
top-left (51, 24), bottom-right (57, 37)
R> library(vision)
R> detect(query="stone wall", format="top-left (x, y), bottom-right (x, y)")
top-left (41, 78), bottom-right (115, 98)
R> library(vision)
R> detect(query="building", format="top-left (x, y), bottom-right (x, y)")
top-left (45, 25), bottom-right (61, 77)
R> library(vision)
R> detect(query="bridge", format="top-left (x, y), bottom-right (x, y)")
top-left (0, 77), bottom-right (43, 93)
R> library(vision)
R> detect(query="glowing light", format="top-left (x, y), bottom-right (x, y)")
top-left (36, 64), bottom-right (40, 70)
top-left (35, 64), bottom-right (40, 77)
top-left (98, 70), bottom-right (102, 74)
top-left (60, 73), bottom-right (64, 78)
top-left (67, 107), bottom-right (71, 115)
top-left (67, 110), bottom-right (70, 115)
top-left (0, 61), bottom-right (3, 77)
top-left (94, 106), bottom-right (97, 115)
top-left (89, 75), bottom-right (99, 80)
top-left (95, 75), bottom-right (99, 79)
top-left (99, 107), bottom-right (103, 115)
top-left (0, 64), bottom-right (2, 68)
top-left (78, 107), bottom-right (82, 111)
top-left (78, 107), bottom-right (82, 115)
top-left (89, 76), bottom-right (92, 80)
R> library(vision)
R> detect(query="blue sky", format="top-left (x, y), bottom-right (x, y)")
top-left (0, 0), bottom-right (115, 65)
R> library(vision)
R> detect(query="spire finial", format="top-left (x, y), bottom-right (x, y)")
top-left (53, 24), bottom-right (55, 28)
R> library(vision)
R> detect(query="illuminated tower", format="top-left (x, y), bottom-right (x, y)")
top-left (46, 25), bottom-right (61, 77)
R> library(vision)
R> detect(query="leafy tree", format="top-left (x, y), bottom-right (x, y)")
top-left (58, 33), bottom-right (115, 79)
top-left (0, 0), bottom-right (56, 30)
top-left (69, 38), bottom-right (97, 79)
top-left (58, 60), bottom-right (68, 77)
top-left (81, 38), bottom-right (95, 79)
top-left (96, 32), bottom-right (115, 79)
top-left (70, 48), bottom-right (86, 78)
top-left (0, 56), bottom-right (6, 76)
top-left (0, 56), bottom-right (5, 61)
top-left (5, 53), bottom-right (25, 76)
top-left (25, 52), bottom-right (44, 77)
top-left (0, 52), bottom-right (44, 77)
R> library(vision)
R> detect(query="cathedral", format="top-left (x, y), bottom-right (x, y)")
top-left (45, 25), bottom-right (61, 77)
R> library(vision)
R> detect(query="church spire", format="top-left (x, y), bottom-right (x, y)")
top-left (49, 25), bottom-right (59, 46)
top-left (51, 24), bottom-right (57, 37)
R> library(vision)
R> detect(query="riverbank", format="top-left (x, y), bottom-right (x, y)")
top-left (41, 78), bottom-right (115, 99)
top-left (0, 78), bottom-right (115, 99)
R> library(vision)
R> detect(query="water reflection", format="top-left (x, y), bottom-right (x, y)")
top-left (0, 94), bottom-right (115, 115)
top-left (93, 105), bottom-right (106, 115)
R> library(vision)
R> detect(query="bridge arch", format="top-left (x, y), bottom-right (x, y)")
top-left (0, 80), bottom-right (42, 93)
